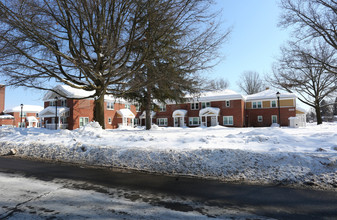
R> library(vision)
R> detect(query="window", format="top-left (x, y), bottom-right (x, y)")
top-left (60, 99), bottom-right (67, 107)
top-left (159, 104), bottom-right (166, 112)
top-left (134, 118), bottom-right (139, 126)
top-left (125, 104), bottom-right (131, 109)
top-left (135, 103), bottom-right (141, 112)
top-left (157, 118), bottom-right (168, 126)
top-left (201, 102), bottom-right (210, 109)
top-left (107, 102), bottom-right (114, 110)
top-left (226, 100), bottom-right (230, 107)
top-left (79, 117), bottom-right (89, 127)
top-left (20, 112), bottom-right (26, 117)
top-left (223, 116), bottom-right (233, 125)
top-left (252, 101), bottom-right (262, 109)
top-left (191, 102), bottom-right (199, 110)
top-left (49, 101), bottom-right (56, 106)
top-left (271, 100), bottom-right (277, 108)
top-left (108, 117), bottom-right (112, 124)
top-left (189, 117), bottom-right (200, 126)
top-left (36, 113), bottom-right (39, 117)
top-left (257, 116), bottom-right (263, 122)
top-left (60, 117), bottom-right (67, 124)
top-left (272, 115), bottom-right (277, 124)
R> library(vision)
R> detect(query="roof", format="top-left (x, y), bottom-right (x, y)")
top-left (245, 90), bottom-right (297, 101)
top-left (0, 114), bottom-right (14, 119)
top-left (4, 105), bottom-right (44, 113)
top-left (187, 89), bottom-right (244, 102)
top-left (39, 106), bottom-right (69, 118)
top-left (43, 85), bottom-right (96, 100)
top-left (199, 107), bottom-right (220, 116)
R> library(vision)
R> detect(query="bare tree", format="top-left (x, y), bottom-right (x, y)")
top-left (279, 0), bottom-right (337, 74)
top-left (203, 78), bottom-right (230, 91)
top-left (0, 0), bottom-right (229, 129)
top-left (269, 41), bottom-right (337, 124)
top-left (237, 71), bottom-right (264, 95)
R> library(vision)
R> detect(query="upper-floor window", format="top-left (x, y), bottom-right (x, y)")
top-left (49, 100), bottom-right (56, 106)
top-left (135, 103), bottom-right (141, 112)
top-left (271, 100), bottom-right (277, 108)
top-left (252, 101), bottom-right (262, 109)
top-left (60, 99), bottom-right (67, 107)
top-left (107, 102), bottom-right (114, 110)
top-left (226, 100), bottom-right (230, 107)
top-left (20, 112), bottom-right (27, 117)
top-left (201, 102), bottom-right (210, 109)
top-left (191, 102), bottom-right (199, 110)
top-left (159, 104), bottom-right (166, 112)
top-left (125, 104), bottom-right (131, 109)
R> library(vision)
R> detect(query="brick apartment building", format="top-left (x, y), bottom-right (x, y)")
top-left (39, 85), bottom-right (305, 130)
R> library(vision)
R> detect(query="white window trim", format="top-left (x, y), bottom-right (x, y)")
top-left (189, 117), bottom-right (200, 126)
top-left (159, 104), bottom-right (166, 112)
top-left (257, 115), bottom-right (263, 122)
top-left (223, 116), bottom-right (234, 125)
top-left (108, 117), bottom-right (112, 124)
top-left (107, 102), bottom-right (114, 110)
top-left (271, 115), bottom-right (277, 124)
top-left (226, 100), bottom-right (230, 107)
top-left (191, 102), bottom-right (199, 110)
top-left (157, 118), bottom-right (168, 126)
top-left (79, 117), bottom-right (89, 127)
top-left (125, 104), bottom-right (131, 110)
top-left (201, 102), bottom-right (211, 109)
top-left (252, 101), bottom-right (263, 109)
top-left (271, 100), bottom-right (277, 108)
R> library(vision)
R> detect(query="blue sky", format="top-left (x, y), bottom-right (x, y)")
top-left (3, 0), bottom-right (292, 109)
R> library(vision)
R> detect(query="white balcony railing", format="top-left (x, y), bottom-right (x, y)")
top-left (45, 123), bottom-right (68, 130)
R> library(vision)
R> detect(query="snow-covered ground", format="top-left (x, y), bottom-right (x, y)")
top-left (0, 123), bottom-right (336, 190)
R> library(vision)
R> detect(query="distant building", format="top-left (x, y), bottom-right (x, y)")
top-left (3, 105), bottom-right (44, 128)
top-left (40, 85), bottom-right (305, 130)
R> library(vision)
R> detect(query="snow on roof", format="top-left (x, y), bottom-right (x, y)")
top-left (296, 107), bottom-right (307, 114)
top-left (4, 105), bottom-right (44, 113)
top-left (39, 106), bottom-right (69, 118)
top-left (0, 114), bottom-right (14, 119)
top-left (245, 90), bottom-right (297, 101)
top-left (186, 89), bottom-right (244, 102)
top-left (117, 109), bottom-right (135, 118)
top-left (172, 109), bottom-right (187, 117)
top-left (199, 107), bottom-right (220, 116)
top-left (44, 85), bottom-right (96, 100)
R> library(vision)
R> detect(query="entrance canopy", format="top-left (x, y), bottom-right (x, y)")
top-left (199, 107), bottom-right (220, 117)
top-left (39, 106), bottom-right (69, 118)
top-left (172, 109), bottom-right (187, 117)
top-left (26, 116), bottom-right (38, 123)
top-left (117, 109), bottom-right (135, 118)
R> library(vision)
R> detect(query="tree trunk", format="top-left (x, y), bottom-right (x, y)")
top-left (93, 93), bottom-right (105, 129)
top-left (314, 100), bottom-right (323, 125)
top-left (145, 85), bottom-right (152, 130)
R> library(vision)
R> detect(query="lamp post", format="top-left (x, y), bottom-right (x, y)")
top-left (55, 97), bottom-right (58, 130)
top-left (276, 92), bottom-right (281, 127)
top-left (20, 104), bottom-right (23, 128)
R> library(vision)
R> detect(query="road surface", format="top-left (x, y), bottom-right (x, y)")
top-left (0, 156), bottom-right (336, 219)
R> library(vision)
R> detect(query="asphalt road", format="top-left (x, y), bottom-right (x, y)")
top-left (0, 156), bottom-right (337, 219)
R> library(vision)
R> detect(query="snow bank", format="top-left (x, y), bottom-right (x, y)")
top-left (0, 122), bottom-right (336, 190)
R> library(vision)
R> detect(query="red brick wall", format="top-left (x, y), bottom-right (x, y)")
top-left (0, 118), bottom-right (14, 126)
top-left (0, 86), bottom-right (5, 113)
top-left (245, 107), bottom-right (296, 127)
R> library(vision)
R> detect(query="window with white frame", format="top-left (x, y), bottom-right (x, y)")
top-left (201, 102), bottom-right (210, 109)
top-left (20, 112), bottom-right (26, 117)
top-left (60, 117), bottom-right (67, 124)
top-left (107, 102), bottom-right (114, 110)
top-left (157, 118), bottom-right (168, 126)
top-left (135, 103), bottom-right (141, 112)
top-left (223, 116), bottom-right (233, 125)
top-left (191, 102), bottom-right (199, 110)
top-left (79, 117), bottom-right (89, 127)
top-left (271, 100), bottom-right (277, 108)
top-left (60, 99), bottom-right (67, 107)
top-left (108, 117), bottom-right (112, 124)
top-left (252, 101), bottom-right (262, 109)
top-left (159, 104), bottom-right (166, 112)
top-left (125, 104), bottom-right (131, 109)
top-left (134, 118), bottom-right (139, 126)
top-left (189, 117), bottom-right (200, 126)
top-left (226, 100), bottom-right (230, 107)
top-left (49, 101), bottom-right (56, 106)
top-left (257, 115), bottom-right (263, 122)
top-left (272, 115), bottom-right (277, 124)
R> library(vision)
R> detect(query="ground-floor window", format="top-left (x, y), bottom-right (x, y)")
top-left (79, 117), bottom-right (89, 127)
top-left (157, 118), bottom-right (168, 126)
top-left (189, 117), bottom-right (200, 126)
top-left (134, 118), bottom-right (139, 126)
top-left (257, 115), bottom-right (263, 122)
top-left (108, 117), bottom-right (112, 124)
top-left (60, 117), bottom-right (67, 124)
top-left (223, 116), bottom-right (233, 125)
top-left (272, 115), bottom-right (277, 124)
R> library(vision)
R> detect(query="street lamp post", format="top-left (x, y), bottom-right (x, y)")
top-left (20, 104), bottom-right (23, 128)
top-left (276, 92), bottom-right (281, 127)
top-left (55, 97), bottom-right (58, 130)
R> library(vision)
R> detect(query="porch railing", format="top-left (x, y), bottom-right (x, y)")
top-left (45, 123), bottom-right (68, 130)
